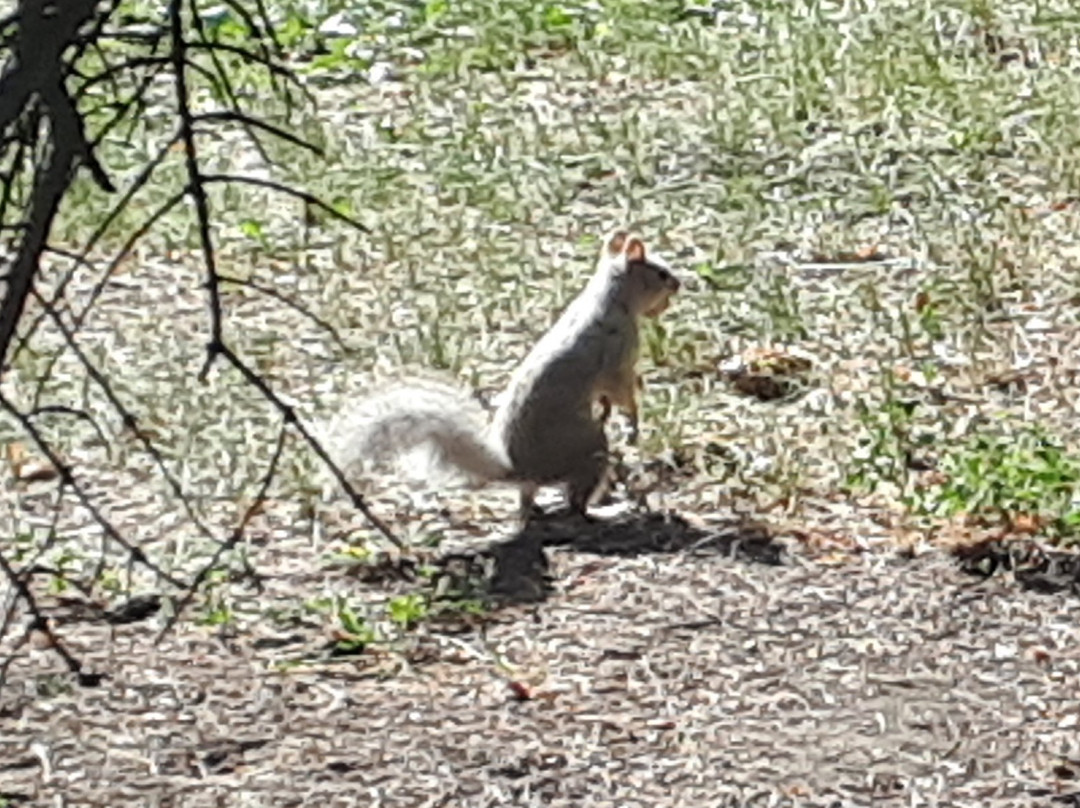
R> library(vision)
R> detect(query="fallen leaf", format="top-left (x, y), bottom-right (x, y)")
top-left (507, 680), bottom-right (533, 701)
top-left (810, 246), bottom-right (886, 263)
top-left (5, 441), bottom-right (26, 472)
top-left (720, 348), bottom-right (814, 401)
top-left (18, 461), bottom-right (60, 483)
top-left (1008, 513), bottom-right (1044, 535)
top-left (1029, 647), bottom-right (1052, 665)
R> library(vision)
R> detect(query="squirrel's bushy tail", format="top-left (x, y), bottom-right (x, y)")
top-left (326, 378), bottom-right (512, 488)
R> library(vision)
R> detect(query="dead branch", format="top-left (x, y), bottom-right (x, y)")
top-left (0, 544), bottom-right (104, 686)
top-left (29, 287), bottom-right (230, 553)
top-left (0, 390), bottom-right (185, 589)
top-left (155, 422), bottom-right (288, 641)
top-left (196, 110), bottom-right (324, 155)
top-left (209, 342), bottom-right (403, 548)
top-left (0, 0), bottom-right (399, 685)
top-left (201, 173), bottom-right (370, 232)
top-left (168, 0), bottom-right (225, 372)
top-left (217, 273), bottom-right (350, 352)
top-left (0, 0), bottom-right (116, 364)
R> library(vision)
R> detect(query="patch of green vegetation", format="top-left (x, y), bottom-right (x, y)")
top-left (387, 593), bottom-right (428, 629)
top-left (932, 426), bottom-right (1080, 539)
top-left (305, 594), bottom-right (378, 653)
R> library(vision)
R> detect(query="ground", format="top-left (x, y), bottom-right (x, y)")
top-left (4, 1), bottom-right (1080, 806)
top-left (5, 522), bottom-right (1080, 806)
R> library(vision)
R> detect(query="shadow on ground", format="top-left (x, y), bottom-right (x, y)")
top-left (954, 537), bottom-right (1080, 596)
top-left (464, 508), bottom-right (785, 606)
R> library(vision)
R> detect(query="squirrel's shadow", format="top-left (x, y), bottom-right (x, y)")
top-left (462, 509), bottom-right (784, 606)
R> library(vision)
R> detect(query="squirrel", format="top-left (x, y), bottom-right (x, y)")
top-left (327, 229), bottom-right (680, 520)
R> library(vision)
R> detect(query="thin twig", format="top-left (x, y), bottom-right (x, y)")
top-left (168, 0), bottom-right (225, 377)
top-left (214, 343), bottom-right (403, 548)
top-left (248, 0), bottom-right (283, 55)
top-left (0, 133), bottom-right (28, 230)
top-left (187, 4), bottom-right (271, 164)
top-left (0, 390), bottom-right (186, 589)
top-left (202, 173), bottom-right (369, 233)
top-left (155, 422), bottom-right (287, 641)
top-left (0, 546), bottom-right (99, 684)
top-left (30, 287), bottom-right (229, 553)
top-left (18, 485), bottom-right (68, 580)
top-left (28, 403), bottom-right (112, 450)
top-left (23, 190), bottom-right (187, 407)
top-left (186, 40), bottom-right (308, 92)
top-left (83, 133), bottom-right (181, 255)
top-left (196, 110), bottom-right (323, 155)
top-left (218, 273), bottom-right (350, 352)
top-left (215, 0), bottom-right (266, 45)
top-left (75, 55), bottom-right (170, 92)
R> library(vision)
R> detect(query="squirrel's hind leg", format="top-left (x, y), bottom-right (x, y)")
top-left (565, 452), bottom-right (609, 517)
top-left (517, 483), bottom-right (540, 522)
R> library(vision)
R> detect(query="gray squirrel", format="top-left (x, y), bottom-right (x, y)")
top-left (327, 230), bottom-right (680, 519)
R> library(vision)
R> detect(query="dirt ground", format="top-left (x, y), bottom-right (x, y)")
top-left (3, 512), bottom-right (1080, 808)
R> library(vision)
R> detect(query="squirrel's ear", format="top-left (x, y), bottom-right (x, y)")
top-left (625, 237), bottom-right (646, 263)
top-left (605, 229), bottom-right (630, 256)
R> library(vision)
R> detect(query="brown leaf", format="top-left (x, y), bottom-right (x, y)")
top-left (507, 680), bottom-right (533, 701)
top-left (721, 348), bottom-right (813, 401)
top-left (1029, 647), bottom-right (1052, 666)
top-left (1007, 513), bottom-right (1043, 535)
top-left (18, 461), bottom-right (60, 483)
top-left (5, 441), bottom-right (26, 472)
top-left (810, 245), bottom-right (886, 263)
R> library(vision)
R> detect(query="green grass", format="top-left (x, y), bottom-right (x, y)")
top-left (10, 0), bottom-right (1080, 628)
top-left (933, 426), bottom-right (1080, 538)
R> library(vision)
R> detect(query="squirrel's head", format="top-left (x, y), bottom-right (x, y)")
top-left (601, 230), bottom-right (680, 318)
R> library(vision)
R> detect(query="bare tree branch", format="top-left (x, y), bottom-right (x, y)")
top-left (0, 544), bottom-right (103, 686)
top-left (16, 189), bottom-right (186, 394)
top-left (0, 113), bottom-right (78, 367)
top-left (0, 0), bottom-right (398, 673)
top-left (155, 421), bottom-right (288, 641)
top-left (247, 0), bottom-right (283, 55)
top-left (0, 127), bottom-right (28, 228)
top-left (202, 173), bottom-right (369, 233)
top-left (196, 110), bottom-right (323, 155)
top-left (29, 287), bottom-right (231, 557)
top-left (29, 403), bottom-right (112, 451)
top-left (168, 0), bottom-right (225, 376)
top-left (187, 3), bottom-right (272, 164)
top-left (75, 55), bottom-right (171, 92)
top-left (212, 342), bottom-right (403, 548)
top-left (0, 390), bottom-right (186, 589)
top-left (218, 273), bottom-right (350, 352)
top-left (186, 40), bottom-right (309, 93)
top-left (0, 0), bottom-right (116, 366)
